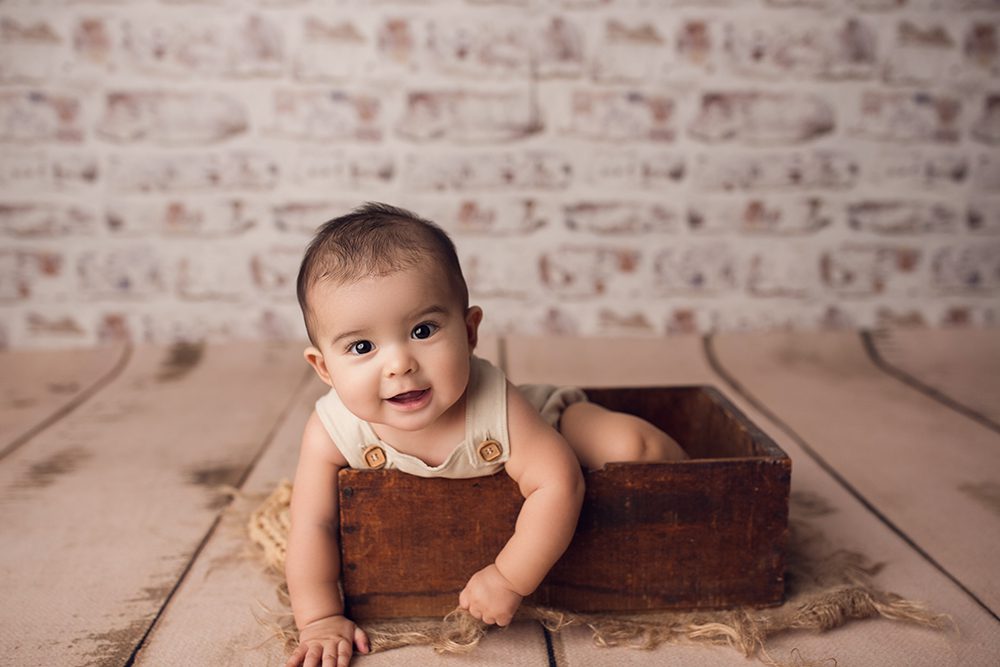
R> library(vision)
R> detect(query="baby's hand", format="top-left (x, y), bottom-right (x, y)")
top-left (285, 614), bottom-right (369, 667)
top-left (459, 563), bottom-right (524, 627)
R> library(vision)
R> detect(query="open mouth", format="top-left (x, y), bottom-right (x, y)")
top-left (387, 389), bottom-right (430, 407)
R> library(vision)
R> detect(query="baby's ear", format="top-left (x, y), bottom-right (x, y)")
top-left (304, 346), bottom-right (334, 386)
top-left (465, 306), bottom-right (484, 350)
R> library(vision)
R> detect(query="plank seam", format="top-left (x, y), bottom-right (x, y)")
top-left (542, 625), bottom-right (559, 667)
top-left (0, 343), bottom-right (133, 462)
top-left (124, 365), bottom-right (317, 666)
top-left (861, 330), bottom-right (1000, 435)
top-left (702, 333), bottom-right (1000, 624)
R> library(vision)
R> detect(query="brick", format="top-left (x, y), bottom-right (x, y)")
top-left (95, 312), bottom-right (132, 343)
top-left (688, 92), bottom-right (834, 144)
top-left (250, 245), bottom-right (302, 295)
top-left (463, 249), bottom-right (537, 298)
top-left (851, 0), bottom-right (906, 8)
top-left (25, 312), bottom-right (88, 340)
top-left (176, 253), bottom-right (251, 301)
top-left (0, 92), bottom-right (84, 142)
top-left (77, 246), bottom-right (165, 297)
top-left (820, 244), bottom-right (922, 296)
top-left (747, 249), bottom-right (818, 298)
top-left (72, 17), bottom-right (114, 67)
top-left (0, 152), bottom-right (97, 192)
top-left (536, 17), bottom-right (586, 77)
top-left (564, 202), bottom-right (679, 234)
top-left (403, 151), bottom-right (572, 190)
top-left (581, 152), bottom-right (685, 189)
top-left (929, 0), bottom-right (1000, 11)
top-left (848, 201), bottom-right (960, 234)
top-left (0, 152), bottom-right (48, 190)
top-left (273, 202), bottom-right (349, 235)
top-left (0, 17), bottom-right (61, 82)
top-left (592, 19), bottom-right (668, 82)
top-left (692, 149), bottom-right (858, 190)
top-left (971, 94), bottom-right (1000, 145)
top-left (968, 152), bottom-right (1000, 192)
top-left (725, 18), bottom-right (878, 80)
top-left (567, 90), bottom-right (676, 141)
top-left (292, 150), bottom-right (395, 189)
top-left (108, 151), bottom-right (279, 192)
top-left (968, 199), bottom-right (1000, 234)
top-left (271, 90), bottom-right (381, 141)
top-left (97, 91), bottom-right (249, 145)
top-left (107, 200), bottom-right (259, 236)
top-left (874, 307), bottom-right (927, 329)
top-left (964, 22), bottom-right (999, 75)
top-left (539, 246), bottom-right (642, 297)
top-left (0, 203), bottom-right (98, 237)
top-left (932, 242), bottom-right (1000, 291)
top-left (294, 18), bottom-right (369, 81)
top-left (121, 14), bottom-right (283, 77)
top-left (396, 90), bottom-right (542, 142)
top-left (376, 18), bottom-right (418, 67)
top-left (688, 196), bottom-right (832, 235)
top-left (652, 243), bottom-right (737, 294)
top-left (596, 308), bottom-right (657, 335)
top-left (426, 17), bottom-right (532, 77)
top-left (665, 307), bottom-right (702, 335)
top-left (877, 150), bottom-right (968, 189)
top-left (676, 19), bottom-right (715, 68)
top-left (852, 91), bottom-right (961, 143)
top-left (0, 249), bottom-right (65, 301)
top-left (422, 199), bottom-right (549, 235)
top-left (884, 21), bottom-right (961, 84)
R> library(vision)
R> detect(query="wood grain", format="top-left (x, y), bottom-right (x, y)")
top-left (134, 337), bottom-right (554, 665)
top-left (710, 330), bottom-right (1000, 613)
top-left (869, 327), bottom-right (1000, 426)
top-left (0, 342), bottom-right (306, 665)
top-left (0, 344), bottom-right (127, 459)
top-left (506, 334), bottom-right (1000, 667)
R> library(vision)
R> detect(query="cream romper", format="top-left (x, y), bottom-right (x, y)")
top-left (314, 356), bottom-right (587, 479)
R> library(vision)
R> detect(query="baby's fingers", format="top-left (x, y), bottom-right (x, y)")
top-left (285, 642), bottom-right (309, 667)
top-left (354, 625), bottom-right (370, 654)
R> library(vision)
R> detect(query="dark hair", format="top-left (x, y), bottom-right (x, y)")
top-left (297, 202), bottom-right (469, 345)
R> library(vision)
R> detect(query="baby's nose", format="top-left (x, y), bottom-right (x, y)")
top-left (385, 347), bottom-right (417, 376)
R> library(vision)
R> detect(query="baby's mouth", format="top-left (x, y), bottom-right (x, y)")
top-left (387, 389), bottom-right (429, 405)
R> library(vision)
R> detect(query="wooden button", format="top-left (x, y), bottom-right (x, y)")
top-left (363, 445), bottom-right (387, 469)
top-left (478, 439), bottom-right (503, 463)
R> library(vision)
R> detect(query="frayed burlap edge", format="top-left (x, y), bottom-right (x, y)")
top-left (247, 480), bottom-right (952, 667)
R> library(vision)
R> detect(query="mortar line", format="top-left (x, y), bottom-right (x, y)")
top-left (124, 364), bottom-right (316, 666)
top-left (702, 333), bottom-right (999, 624)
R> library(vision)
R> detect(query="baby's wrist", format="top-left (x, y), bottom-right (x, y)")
top-left (492, 561), bottom-right (532, 597)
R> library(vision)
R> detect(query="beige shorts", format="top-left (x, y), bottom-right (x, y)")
top-left (518, 383), bottom-right (588, 431)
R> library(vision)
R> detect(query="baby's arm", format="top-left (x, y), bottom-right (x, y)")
top-left (284, 410), bottom-right (369, 667)
top-left (459, 383), bottom-right (585, 626)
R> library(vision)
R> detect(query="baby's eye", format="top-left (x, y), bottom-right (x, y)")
top-left (349, 340), bottom-right (374, 355)
top-left (411, 322), bottom-right (438, 340)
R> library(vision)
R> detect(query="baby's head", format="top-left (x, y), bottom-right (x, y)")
top-left (297, 202), bottom-right (469, 347)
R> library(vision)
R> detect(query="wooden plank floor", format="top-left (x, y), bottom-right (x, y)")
top-left (1, 330), bottom-right (998, 666)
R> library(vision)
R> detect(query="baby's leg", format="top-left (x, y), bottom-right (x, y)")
top-left (559, 402), bottom-right (688, 471)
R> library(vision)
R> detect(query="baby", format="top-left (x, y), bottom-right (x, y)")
top-left (285, 202), bottom-right (686, 667)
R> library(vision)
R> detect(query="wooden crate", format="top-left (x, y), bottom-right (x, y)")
top-left (339, 385), bottom-right (791, 621)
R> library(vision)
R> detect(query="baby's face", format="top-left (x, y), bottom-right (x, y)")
top-left (307, 264), bottom-right (480, 436)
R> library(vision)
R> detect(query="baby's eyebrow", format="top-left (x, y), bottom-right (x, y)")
top-left (330, 327), bottom-right (368, 346)
top-left (410, 304), bottom-right (449, 320)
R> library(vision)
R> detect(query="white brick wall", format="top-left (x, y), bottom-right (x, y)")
top-left (0, 0), bottom-right (998, 348)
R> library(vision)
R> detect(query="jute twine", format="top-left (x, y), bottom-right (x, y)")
top-left (247, 481), bottom-right (951, 666)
